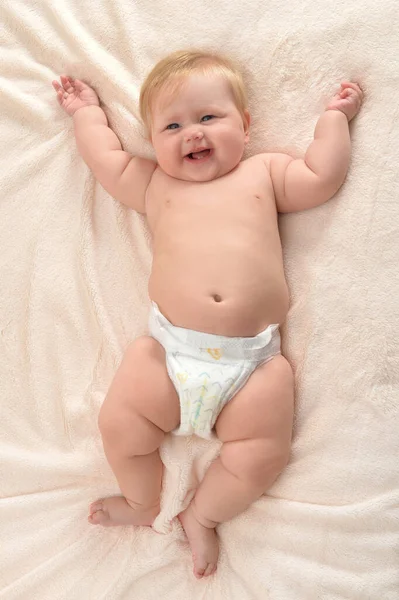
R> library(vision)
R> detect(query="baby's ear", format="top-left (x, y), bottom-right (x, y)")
top-left (243, 109), bottom-right (251, 129)
top-left (243, 110), bottom-right (251, 142)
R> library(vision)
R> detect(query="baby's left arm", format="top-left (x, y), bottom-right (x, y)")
top-left (269, 82), bottom-right (364, 213)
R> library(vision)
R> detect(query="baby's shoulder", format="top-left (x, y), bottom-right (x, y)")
top-left (240, 152), bottom-right (276, 176)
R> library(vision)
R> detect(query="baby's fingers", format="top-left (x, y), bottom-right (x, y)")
top-left (52, 77), bottom-right (72, 97)
top-left (52, 81), bottom-right (65, 102)
top-left (60, 74), bottom-right (75, 93)
top-left (54, 89), bottom-right (65, 105)
top-left (72, 79), bottom-right (88, 92)
top-left (340, 81), bottom-right (363, 96)
top-left (345, 88), bottom-right (363, 104)
top-left (340, 88), bottom-right (352, 99)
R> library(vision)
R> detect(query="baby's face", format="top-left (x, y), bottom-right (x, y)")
top-left (150, 74), bottom-right (250, 182)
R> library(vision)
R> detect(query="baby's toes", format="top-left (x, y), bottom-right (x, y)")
top-left (194, 559), bottom-right (215, 579)
top-left (89, 499), bottom-right (103, 514)
top-left (204, 563), bottom-right (217, 577)
top-left (88, 500), bottom-right (109, 525)
top-left (194, 565), bottom-right (206, 579)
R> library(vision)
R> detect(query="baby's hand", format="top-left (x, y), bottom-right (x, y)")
top-left (52, 75), bottom-right (100, 116)
top-left (326, 81), bottom-right (364, 122)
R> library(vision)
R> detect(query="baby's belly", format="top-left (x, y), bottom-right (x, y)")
top-left (148, 248), bottom-right (290, 337)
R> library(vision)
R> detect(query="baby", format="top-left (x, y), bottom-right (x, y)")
top-left (52, 50), bottom-right (363, 579)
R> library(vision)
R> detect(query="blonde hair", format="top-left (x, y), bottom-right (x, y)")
top-left (139, 49), bottom-right (248, 137)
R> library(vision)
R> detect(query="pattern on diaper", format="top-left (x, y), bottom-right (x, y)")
top-left (176, 372), bottom-right (188, 383)
top-left (171, 360), bottom-right (239, 434)
top-left (192, 374), bottom-right (209, 425)
top-left (206, 348), bottom-right (223, 360)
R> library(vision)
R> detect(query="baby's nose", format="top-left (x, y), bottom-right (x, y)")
top-left (185, 130), bottom-right (204, 143)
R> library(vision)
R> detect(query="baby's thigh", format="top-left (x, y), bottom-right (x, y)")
top-left (100, 336), bottom-right (180, 436)
top-left (215, 354), bottom-right (294, 448)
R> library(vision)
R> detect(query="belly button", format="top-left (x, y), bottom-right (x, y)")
top-left (212, 294), bottom-right (222, 303)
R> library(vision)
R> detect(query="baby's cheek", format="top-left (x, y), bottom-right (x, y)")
top-left (155, 141), bottom-right (171, 163)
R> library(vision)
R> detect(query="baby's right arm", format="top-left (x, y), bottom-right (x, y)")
top-left (52, 75), bottom-right (156, 214)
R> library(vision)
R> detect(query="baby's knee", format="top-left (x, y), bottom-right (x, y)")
top-left (247, 440), bottom-right (290, 486)
top-left (222, 438), bottom-right (290, 486)
top-left (98, 405), bottom-right (163, 457)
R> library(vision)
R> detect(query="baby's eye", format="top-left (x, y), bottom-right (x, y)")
top-left (166, 123), bottom-right (179, 130)
top-left (201, 115), bottom-right (215, 122)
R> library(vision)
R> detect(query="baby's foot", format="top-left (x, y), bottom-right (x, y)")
top-left (178, 502), bottom-right (219, 579)
top-left (88, 496), bottom-right (159, 527)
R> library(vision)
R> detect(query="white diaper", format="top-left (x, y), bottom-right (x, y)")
top-left (148, 302), bottom-right (281, 440)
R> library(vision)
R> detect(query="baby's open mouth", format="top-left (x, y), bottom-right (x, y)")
top-left (185, 149), bottom-right (212, 160)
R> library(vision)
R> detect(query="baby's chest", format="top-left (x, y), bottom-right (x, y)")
top-left (174, 165), bottom-right (271, 203)
top-left (147, 161), bottom-right (276, 228)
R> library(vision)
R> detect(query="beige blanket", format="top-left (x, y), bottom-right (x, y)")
top-left (1, 0), bottom-right (398, 598)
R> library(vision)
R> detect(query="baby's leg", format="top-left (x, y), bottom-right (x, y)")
top-left (179, 355), bottom-right (294, 577)
top-left (89, 336), bottom-right (180, 527)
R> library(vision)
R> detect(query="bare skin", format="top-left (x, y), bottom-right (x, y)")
top-left (53, 69), bottom-right (363, 578)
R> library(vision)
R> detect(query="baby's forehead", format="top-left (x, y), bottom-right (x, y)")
top-left (151, 73), bottom-right (231, 115)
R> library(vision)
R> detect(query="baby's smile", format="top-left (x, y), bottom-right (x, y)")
top-left (184, 148), bottom-right (213, 162)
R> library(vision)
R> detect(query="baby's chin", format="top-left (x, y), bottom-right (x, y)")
top-left (159, 160), bottom-right (240, 182)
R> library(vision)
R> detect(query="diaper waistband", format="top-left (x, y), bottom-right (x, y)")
top-left (148, 302), bottom-right (280, 362)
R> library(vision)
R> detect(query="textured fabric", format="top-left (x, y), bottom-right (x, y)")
top-left (1, 0), bottom-right (399, 599)
top-left (148, 302), bottom-right (281, 438)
